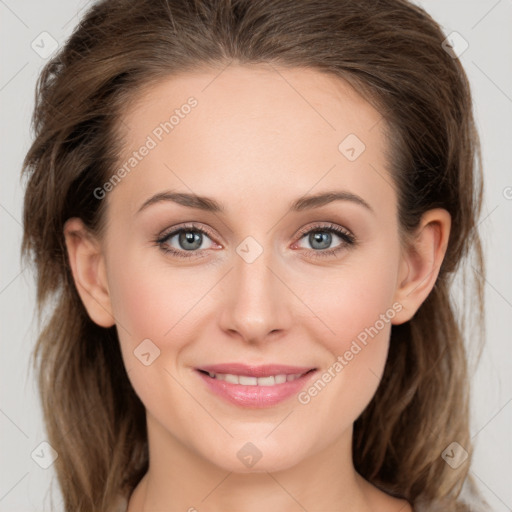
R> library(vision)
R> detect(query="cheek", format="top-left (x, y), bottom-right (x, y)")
top-left (106, 247), bottom-right (209, 345)
top-left (304, 245), bottom-right (400, 354)
top-left (105, 247), bottom-right (221, 396)
top-left (295, 286), bottom-right (395, 441)
top-left (296, 243), bottom-right (400, 411)
top-left (105, 251), bottom-right (202, 415)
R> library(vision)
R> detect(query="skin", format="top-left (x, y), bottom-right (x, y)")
top-left (64, 64), bottom-right (451, 512)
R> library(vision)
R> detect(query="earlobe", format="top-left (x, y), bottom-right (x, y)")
top-left (392, 208), bottom-right (451, 325)
top-left (63, 218), bottom-right (115, 328)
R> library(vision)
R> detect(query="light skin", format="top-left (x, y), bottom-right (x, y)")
top-left (64, 64), bottom-right (450, 512)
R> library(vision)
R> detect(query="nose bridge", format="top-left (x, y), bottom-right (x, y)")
top-left (219, 236), bottom-right (291, 342)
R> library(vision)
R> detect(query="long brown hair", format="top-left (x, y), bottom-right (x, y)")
top-left (21, 0), bottom-right (486, 510)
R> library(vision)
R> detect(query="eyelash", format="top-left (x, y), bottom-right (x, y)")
top-left (154, 222), bottom-right (356, 260)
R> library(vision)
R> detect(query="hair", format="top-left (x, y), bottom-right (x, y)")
top-left (21, 0), bottom-right (486, 510)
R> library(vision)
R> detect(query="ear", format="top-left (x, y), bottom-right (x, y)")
top-left (63, 217), bottom-right (115, 328)
top-left (391, 208), bottom-right (451, 325)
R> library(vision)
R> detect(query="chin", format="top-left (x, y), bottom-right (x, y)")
top-left (199, 436), bottom-right (308, 474)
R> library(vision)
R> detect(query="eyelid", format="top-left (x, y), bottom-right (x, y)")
top-left (157, 222), bottom-right (220, 245)
top-left (294, 222), bottom-right (354, 241)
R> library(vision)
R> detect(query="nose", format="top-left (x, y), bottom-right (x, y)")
top-left (218, 244), bottom-right (293, 345)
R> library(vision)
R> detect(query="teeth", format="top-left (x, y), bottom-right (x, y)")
top-left (274, 374), bottom-right (287, 384)
top-left (205, 372), bottom-right (304, 385)
top-left (256, 376), bottom-right (275, 386)
top-left (225, 374), bottom-right (239, 384)
top-left (239, 376), bottom-right (258, 385)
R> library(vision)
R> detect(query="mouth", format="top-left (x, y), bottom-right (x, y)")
top-left (194, 364), bottom-right (317, 408)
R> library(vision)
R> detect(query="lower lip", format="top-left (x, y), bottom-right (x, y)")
top-left (196, 370), bottom-right (317, 408)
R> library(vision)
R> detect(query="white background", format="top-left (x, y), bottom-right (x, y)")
top-left (0, 0), bottom-right (511, 510)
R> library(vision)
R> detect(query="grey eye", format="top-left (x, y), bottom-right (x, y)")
top-left (308, 231), bottom-right (333, 250)
top-left (178, 231), bottom-right (204, 250)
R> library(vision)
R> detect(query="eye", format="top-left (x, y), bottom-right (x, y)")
top-left (155, 223), bottom-right (218, 259)
top-left (154, 222), bottom-right (356, 260)
top-left (293, 223), bottom-right (356, 258)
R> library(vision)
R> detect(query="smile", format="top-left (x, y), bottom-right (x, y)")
top-left (195, 364), bottom-right (317, 408)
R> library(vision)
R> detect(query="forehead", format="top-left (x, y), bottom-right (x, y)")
top-left (109, 64), bottom-right (395, 218)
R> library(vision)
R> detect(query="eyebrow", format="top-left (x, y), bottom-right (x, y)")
top-left (137, 190), bottom-right (374, 215)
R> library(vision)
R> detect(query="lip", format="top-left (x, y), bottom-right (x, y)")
top-left (195, 363), bottom-right (317, 408)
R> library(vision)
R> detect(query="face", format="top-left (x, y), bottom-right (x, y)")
top-left (96, 64), bottom-right (407, 473)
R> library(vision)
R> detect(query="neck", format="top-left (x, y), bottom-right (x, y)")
top-left (127, 411), bottom-right (393, 512)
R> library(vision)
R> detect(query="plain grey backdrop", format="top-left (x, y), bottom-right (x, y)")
top-left (1, 0), bottom-right (511, 510)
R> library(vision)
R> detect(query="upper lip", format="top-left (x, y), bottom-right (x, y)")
top-left (196, 363), bottom-right (316, 378)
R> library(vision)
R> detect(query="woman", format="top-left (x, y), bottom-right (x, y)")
top-left (21, 0), bottom-right (487, 510)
